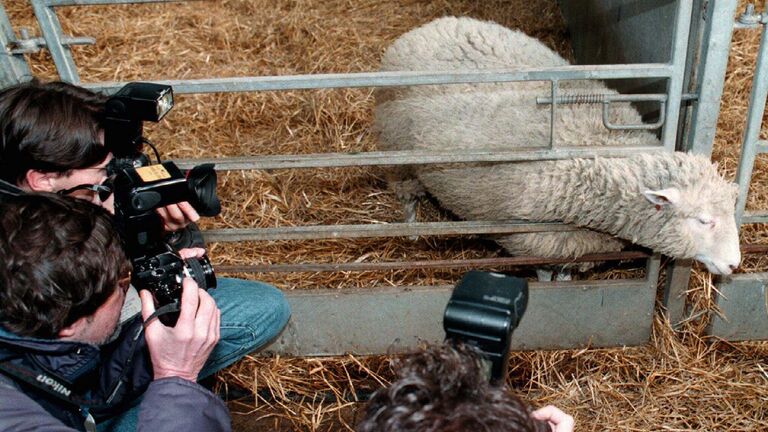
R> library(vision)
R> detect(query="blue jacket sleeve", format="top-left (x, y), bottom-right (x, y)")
top-left (137, 377), bottom-right (231, 432)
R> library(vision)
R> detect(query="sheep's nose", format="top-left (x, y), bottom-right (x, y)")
top-left (729, 264), bottom-right (738, 272)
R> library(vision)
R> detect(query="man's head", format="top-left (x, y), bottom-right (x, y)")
top-left (0, 80), bottom-right (113, 206)
top-left (356, 343), bottom-right (546, 432)
top-left (0, 193), bottom-right (130, 343)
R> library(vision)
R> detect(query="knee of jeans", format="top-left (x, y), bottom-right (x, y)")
top-left (216, 279), bottom-right (291, 341)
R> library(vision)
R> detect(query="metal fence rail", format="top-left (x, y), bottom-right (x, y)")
top-left (4, 0), bottom-right (762, 348)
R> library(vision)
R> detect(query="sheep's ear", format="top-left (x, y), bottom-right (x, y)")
top-left (643, 188), bottom-right (681, 207)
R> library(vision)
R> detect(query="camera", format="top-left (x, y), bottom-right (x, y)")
top-left (443, 270), bottom-right (529, 383)
top-left (103, 82), bottom-right (221, 325)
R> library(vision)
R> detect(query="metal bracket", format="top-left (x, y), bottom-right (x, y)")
top-left (7, 27), bottom-right (94, 54)
top-left (735, 3), bottom-right (768, 29)
top-left (536, 93), bottom-right (668, 131)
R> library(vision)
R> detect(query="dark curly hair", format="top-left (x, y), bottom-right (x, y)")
top-left (0, 193), bottom-right (130, 338)
top-left (356, 343), bottom-right (548, 432)
top-left (0, 80), bottom-right (109, 185)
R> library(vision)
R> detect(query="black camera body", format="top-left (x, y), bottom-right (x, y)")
top-left (443, 270), bottom-right (529, 383)
top-left (104, 82), bottom-right (221, 325)
top-left (132, 247), bottom-right (216, 310)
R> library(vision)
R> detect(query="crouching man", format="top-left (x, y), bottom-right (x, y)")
top-left (0, 193), bottom-right (230, 431)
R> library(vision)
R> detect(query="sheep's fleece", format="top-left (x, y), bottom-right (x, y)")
top-left (374, 16), bottom-right (741, 275)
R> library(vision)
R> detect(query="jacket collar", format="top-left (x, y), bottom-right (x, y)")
top-left (0, 326), bottom-right (100, 383)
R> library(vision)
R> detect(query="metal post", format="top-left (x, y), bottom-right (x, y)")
top-left (660, 0), bottom-right (694, 150)
top-left (686, 0), bottom-right (739, 156)
top-left (0, 3), bottom-right (32, 86)
top-left (29, 0), bottom-right (79, 82)
top-left (734, 10), bottom-right (768, 225)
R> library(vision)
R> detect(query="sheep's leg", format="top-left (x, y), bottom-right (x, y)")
top-left (389, 174), bottom-right (425, 240)
top-left (555, 269), bottom-right (572, 281)
top-left (536, 269), bottom-right (554, 282)
top-left (399, 191), bottom-right (419, 224)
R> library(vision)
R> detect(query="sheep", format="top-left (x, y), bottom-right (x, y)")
top-left (373, 16), bottom-right (741, 277)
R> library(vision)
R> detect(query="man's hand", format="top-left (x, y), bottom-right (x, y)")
top-left (532, 405), bottom-right (574, 432)
top-left (156, 201), bottom-right (200, 232)
top-left (140, 278), bottom-right (220, 382)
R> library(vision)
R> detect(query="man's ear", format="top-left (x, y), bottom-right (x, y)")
top-left (24, 170), bottom-right (58, 192)
top-left (56, 318), bottom-right (83, 340)
top-left (642, 187), bottom-right (681, 208)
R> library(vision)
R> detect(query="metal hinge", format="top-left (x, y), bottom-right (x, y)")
top-left (7, 27), bottom-right (94, 54)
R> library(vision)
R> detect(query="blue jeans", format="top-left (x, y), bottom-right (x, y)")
top-left (97, 277), bottom-right (290, 432)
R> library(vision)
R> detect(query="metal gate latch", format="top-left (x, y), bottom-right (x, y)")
top-left (7, 27), bottom-right (94, 54)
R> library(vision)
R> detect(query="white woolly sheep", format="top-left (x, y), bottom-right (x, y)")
top-left (374, 16), bottom-right (741, 276)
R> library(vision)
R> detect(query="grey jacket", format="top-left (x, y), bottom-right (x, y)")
top-left (0, 324), bottom-right (231, 432)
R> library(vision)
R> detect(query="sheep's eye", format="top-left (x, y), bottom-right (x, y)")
top-left (697, 217), bottom-right (714, 227)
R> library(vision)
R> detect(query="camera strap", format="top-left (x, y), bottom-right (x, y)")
top-left (142, 302), bottom-right (181, 325)
top-left (0, 179), bottom-right (25, 200)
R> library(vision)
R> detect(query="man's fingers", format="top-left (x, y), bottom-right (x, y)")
top-left (176, 278), bottom-right (201, 327)
top-left (178, 247), bottom-right (206, 260)
top-left (177, 201), bottom-right (200, 222)
top-left (532, 406), bottom-right (574, 432)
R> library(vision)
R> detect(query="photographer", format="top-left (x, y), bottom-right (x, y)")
top-left (356, 342), bottom-right (575, 432)
top-left (0, 80), bottom-right (290, 394)
top-left (0, 193), bottom-right (229, 431)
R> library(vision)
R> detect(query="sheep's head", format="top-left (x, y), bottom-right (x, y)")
top-left (640, 156), bottom-right (740, 275)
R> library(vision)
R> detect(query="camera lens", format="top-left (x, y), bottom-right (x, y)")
top-left (186, 163), bottom-right (221, 217)
top-left (183, 254), bottom-right (217, 291)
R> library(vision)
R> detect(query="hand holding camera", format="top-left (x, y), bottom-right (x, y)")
top-left (140, 278), bottom-right (221, 382)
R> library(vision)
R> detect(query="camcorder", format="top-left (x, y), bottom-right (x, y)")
top-left (443, 270), bottom-right (529, 383)
top-left (103, 82), bottom-right (221, 326)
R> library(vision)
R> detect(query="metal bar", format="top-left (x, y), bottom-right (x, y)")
top-left (175, 146), bottom-right (666, 171)
top-left (757, 139), bottom-right (768, 154)
top-left (215, 251), bottom-right (652, 274)
top-left (0, 2), bottom-right (32, 86)
top-left (660, 0), bottom-right (694, 150)
top-left (80, 64), bottom-right (676, 94)
top-left (735, 19), bottom-right (768, 225)
top-left (215, 245), bottom-right (768, 274)
top-left (662, 258), bottom-right (692, 328)
top-left (686, 0), bottom-right (738, 155)
top-left (536, 93), bottom-right (669, 104)
top-left (741, 210), bottom-right (768, 224)
top-left (45, 0), bottom-right (183, 5)
top-left (602, 99), bottom-right (665, 130)
top-left (29, 0), bottom-right (79, 82)
top-left (271, 275), bottom-right (658, 356)
top-left (203, 220), bottom-right (577, 242)
top-left (549, 79), bottom-right (557, 148)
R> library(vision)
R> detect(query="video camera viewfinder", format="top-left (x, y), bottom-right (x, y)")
top-left (443, 270), bottom-right (529, 383)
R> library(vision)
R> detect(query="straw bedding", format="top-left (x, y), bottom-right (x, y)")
top-left (5, 0), bottom-right (767, 430)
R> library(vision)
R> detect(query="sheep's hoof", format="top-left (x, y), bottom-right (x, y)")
top-left (555, 270), bottom-right (572, 281)
top-left (536, 269), bottom-right (554, 282)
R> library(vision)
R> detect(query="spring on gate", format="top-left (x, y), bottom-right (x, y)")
top-left (548, 94), bottom-right (611, 104)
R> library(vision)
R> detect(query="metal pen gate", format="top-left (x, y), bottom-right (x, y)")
top-left (0, 0), bottom-right (764, 354)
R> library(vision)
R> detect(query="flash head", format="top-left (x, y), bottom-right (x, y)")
top-left (105, 82), bottom-right (173, 122)
top-left (103, 82), bottom-right (174, 158)
top-left (443, 270), bottom-right (529, 383)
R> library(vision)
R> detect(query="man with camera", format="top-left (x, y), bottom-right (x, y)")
top-left (0, 80), bottom-right (291, 429)
top-left (0, 193), bottom-right (230, 431)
